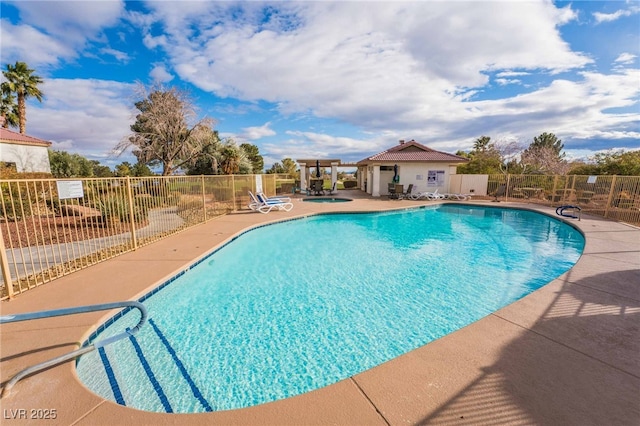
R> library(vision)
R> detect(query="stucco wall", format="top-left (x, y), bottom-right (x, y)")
top-left (396, 163), bottom-right (456, 194)
top-left (0, 143), bottom-right (51, 173)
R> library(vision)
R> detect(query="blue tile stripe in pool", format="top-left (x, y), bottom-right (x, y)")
top-left (127, 330), bottom-right (173, 413)
top-left (148, 318), bottom-right (213, 412)
top-left (98, 346), bottom-right (126, 406)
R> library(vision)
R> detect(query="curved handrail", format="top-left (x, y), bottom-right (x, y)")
top-left (0, 301), bottom-right (147, 398)
top-left (556, 205), bottom-right (582, 220)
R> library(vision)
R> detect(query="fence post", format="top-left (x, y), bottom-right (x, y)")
top-left (605, 175), bottom-right (617, 219)
top-left (505, 174), bottom-right (511, 201)
top-left (272, 174), bottom-right (277, 196)
top-left (201, 175), bottom-right (207, 222)
top-left (125, 177), bottom-right (138, 250)
top-left (551, 175), bottom-right (558, 200)
top-left (0, 226), bottom-right (14, 299)
top-left (231, 175), bottom-right (237, 211)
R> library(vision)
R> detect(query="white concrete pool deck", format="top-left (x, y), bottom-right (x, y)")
top-left (1, 196), bottom-right (639, 425)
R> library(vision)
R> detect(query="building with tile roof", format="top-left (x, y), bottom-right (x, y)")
top-left (0, 127), bottom-right (52, 173)
top-left (356, 139), bottom-right (468, 197)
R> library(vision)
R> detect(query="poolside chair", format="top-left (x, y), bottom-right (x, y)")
top-left (399, 184), bottom-right (413, 199)
top-left (312, 180), bottom-right (325, 196)
top-left (326, 182), bottom-right (337, 195)
top-left (258, 192), bottom-right (291, 203)
top-left (253, 192), bottom-right (293, 214)
top-left (492, 184), bottom-right (506, 202)
top-left (248, 191), bottom-right (293, 213)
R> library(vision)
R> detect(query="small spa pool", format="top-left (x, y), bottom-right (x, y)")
top-left (77, 205), bottom-right (584, 413)
top-left (303, 197), bottom-right (353, 202)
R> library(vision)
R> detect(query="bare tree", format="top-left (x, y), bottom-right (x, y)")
top-left (494, 139), bottom-right (524, 174)
top-left (117, 85), bottom-right (217, 175)
top-left (520, 145), bottom-right (570, 175)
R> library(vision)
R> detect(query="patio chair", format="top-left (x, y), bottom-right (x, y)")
top-left (492, 184), bottom-right (506, 202)
top-left (253, 192), bottom-right (293, 214)
top-left (387, 183), bottom-right (396, 198)
top-left (393, 185), bottom-right (404, 200)
top-left (326, 182), bottom-right (337, 195)
top-left (313, 180), bottom-right (325, 196)
top-left (399, 184), bottom-right (413, 199)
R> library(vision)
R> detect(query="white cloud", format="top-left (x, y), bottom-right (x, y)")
top-left (149, 64), bottom-right (174, 83)
top-left (614, 53), bottom-right (637, 65)
top-left (593, 6), bottom-right (639, 24)
top-left (28, 78), bottom-right (135, 161)
top-left (240, 123), bottom-right (276, 140)
top-left (496, 78), bottom-right (522, 86)
top-left (10, 0), bottom-right (125, 44)
top-left (5, 0), bottom-right (638, 167)
top-left (496, 71), bottom-right (531, 78)
top-left (0, 20), bottom-right (75, 68)
top-left (151, 2), bottom-right (591, 109)
top-left (100, 47), bottom-right (131, 63)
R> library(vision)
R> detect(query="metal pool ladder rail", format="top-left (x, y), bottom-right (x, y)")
top-left (0, 301), bottom-right (147, 398)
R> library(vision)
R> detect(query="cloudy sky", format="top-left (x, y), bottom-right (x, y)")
top-left (2, 0), bottom-right (639, 170)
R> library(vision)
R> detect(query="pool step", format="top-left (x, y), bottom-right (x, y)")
top-left (88, 318), bottom-right (214, 413)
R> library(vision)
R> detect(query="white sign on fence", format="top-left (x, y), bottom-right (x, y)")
top-left (255, 175), bottom-right (263, 193)
top-left (56, 180), bottom-right (84, 200)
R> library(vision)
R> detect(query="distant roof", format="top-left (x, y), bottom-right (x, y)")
top-left (357, 139), bottom-right (468, 164)
top-left (0, 127), bottom-right (52, 147)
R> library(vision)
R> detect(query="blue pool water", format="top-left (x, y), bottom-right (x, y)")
top-left (76, 205), bottom-right (584, 413)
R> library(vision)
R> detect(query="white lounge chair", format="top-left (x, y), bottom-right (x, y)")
top-left (248, 191), bottom-right (291, 211)
top-left (249, 192), bottom-right (293, 214)
top-left (258, 192), bottom-right (291, 203)
top-left (409, 189), bottom-right (445, 200)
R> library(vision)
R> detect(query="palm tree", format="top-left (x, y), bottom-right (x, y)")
top-left (0, 83), bottom-right (19, 129)
top-left (2, 61), bottom-right (44, 134)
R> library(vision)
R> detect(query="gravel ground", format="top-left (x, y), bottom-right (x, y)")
top-left (1, 216), bottom-right (133, 247)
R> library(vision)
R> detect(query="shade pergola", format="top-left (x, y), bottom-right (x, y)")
top-left (296, 159), bottom-right (342, 192)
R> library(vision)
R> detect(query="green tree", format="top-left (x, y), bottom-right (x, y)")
top-left (593, 150), bottom-right (640, 175)
top-left (118, 85), bottom-right (216, 176)
top-left (281, 158), bottom-right (297, 177)
top-left (528, 132), bottom-right (565, 156)
top-left (2, 61), bottom-right (44, 134)
top-left (219, 139), bottom-right (250, 174)
top-left (184, 128), bottom-right (222, 175)
top-left (570, 150), bottom-right (640, 176)
top-left (240, 143), bottom-right (263, 173)
top-left (91, 161), bottom-right (113, 177)
top-left (456, 136), bottom-right (503, 174)
top-left (49, 150), bottom-right (95, 178)
top-left (114, 161), bottom-right (132, 177)
top-left (266, 162), bottom-right (285, 174)
top-left (131, 161), bottom-right (154, 176)
top-left (0, 83), bottom-right (19, 129)
top-left (520, 132), bottom-right (568, 174)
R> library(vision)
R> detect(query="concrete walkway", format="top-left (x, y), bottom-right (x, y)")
top-left (1, 196), bottom-right (638, 425)
top-left (3, 207), bottom-right (185, 282)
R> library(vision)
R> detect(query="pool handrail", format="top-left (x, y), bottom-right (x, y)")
top-left (0, 300), bottom-right (147, 398)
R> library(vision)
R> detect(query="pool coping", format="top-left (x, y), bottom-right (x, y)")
top-left (1, 198), bottom-right (639, 425)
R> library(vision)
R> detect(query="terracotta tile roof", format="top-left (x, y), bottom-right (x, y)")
top-left (0, 127), bottom-right (52, 147)
top-left (357, 140), bottom-right (467, 164)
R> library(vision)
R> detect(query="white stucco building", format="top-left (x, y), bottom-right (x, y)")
top-left (0, 127), bottom-right (52, 173)
top-left (356, 139), bottom-right (468, 197)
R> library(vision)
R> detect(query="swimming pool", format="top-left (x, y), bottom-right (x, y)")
top-left (76, 205), bottom-right (584, 413)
